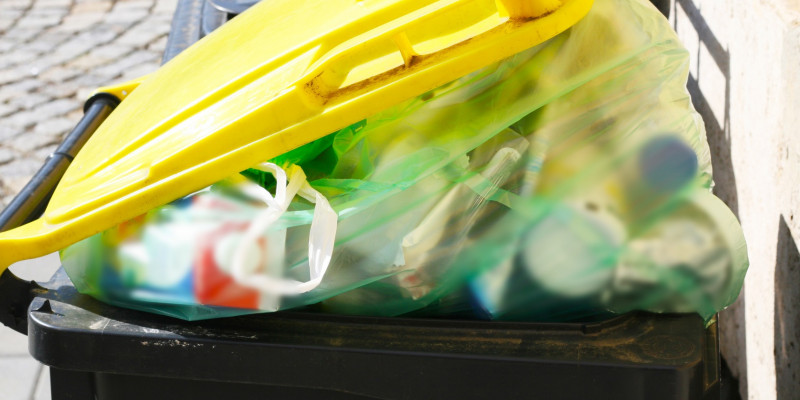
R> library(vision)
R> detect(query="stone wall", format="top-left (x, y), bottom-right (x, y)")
top-left (669, 0), bottom-right (800, 398)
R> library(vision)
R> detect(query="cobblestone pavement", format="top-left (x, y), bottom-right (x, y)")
top-left (0, 1), bottom-right (177, 398)
top-left (0, 0), bottom-right (178, 206)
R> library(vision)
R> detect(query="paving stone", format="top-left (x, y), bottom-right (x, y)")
top-left (72, 1), bottom-right (112, 14)
top-left (5, 0), bottom-right (33, 9)
top-left (3, 110), bottom-right (41, 129)
top-left (77, 27), bottom-right (120, 46)
top-left (5, 49), bottom-right (43, 67)
top-left (0, 176), bottom-right (34, 197)
top-left (31, 3), bottom-right (68, 12)
top-left (8, 92), bottom-right (51, 109)
top-left (52, 37), bottom-right (97, 58)
top-left (4, 66), bottom-right (40, 82)
top-left (30, 52), bottom-right (79, 74)
top-left (0, 157), bottom-right (41, 182)
top-left (87, 43), bottom-right (136, 62)
top-left (28, 5), bottom-right (69, 16)
top-left (0, 125), bottom-right (22, 142)
top-left (0, 77), bottom-right (43, 94)
top-left (113, 0), bottom-right (155, 9)
top-left (0, 41), bottom-right (16, 53)
top-left (0, 103), bottom-right (19, 118)
top-left (0, 67), bottom-right (31, 85)
top-left (36, 0), bottom-right (70, 7)
top-left (2, 8), bottom-right (27, 18)
top-left (38, 66), bottom-right (82, 83)
top-left (0, 16), bottom-right (24, 33)
top-left (0, 59), bottom-right (14, 72)
top-left (0, 0), bottom-right (177, 216)
top-left (72, 72), bottom-right (122, 94)
top-left (27, 65), bottom-right (47, 79)
top-left (0, 147), bottom-right (17, 165)
top-left (33, 116), bottom-right (73, 137)
top-left (105, 9), bottom-right (148, 25)
top-left (139, 17), bottom-right (173, 34)
top-left (26, 31), bottom-right (70, 51)
top-left (16, 15), bottom-right (62, 30)
top-left (89, 21), bottom-right (132, 36)
top-left (35, 98), bottom-right (80, 118)
top-left (120, 56), bottom-right (159, 74)
top-left (5, 99), bottom-right (80, 130)
top-left (146, 34), bottom-right (168, 52)
top-left (95, 49), bottom-right (159, 75)
top-left (148, 12), bottom-right (175, 26)
top-left (0, 11), bottom-right (24, 23)
top-left (8, 252), bottom-right (62, 283)
top-left (56, 12), bottom-right (106, 32)
top-left (116, 22), bottom-right (170, 47)
top-left (0, 78), bottom-right (44, 96)
top-left (3, 98), bottom-right (77, 130)
top-left (45, 81), bottom-right (81, 98)
top-left (4, 27), bottom-right (40, 42)
top-left (65, 52), bottom-right (112, 69)
top-left (153, 0), bottom-right (179, 13)
top-left (24, 6), bottom-right (66, 16)
top-left (0, 326), bottom-right (29, 356)
top-left (25, 38), bottom-right (65, 54)
top-left (34, 365), bottom-right (51, 400)
top-left (33, 143), bottom-right (58, 160)
top-left (0, 357), bottom-right (41, 400)
top-left (12, 133), bottom-right (61, 152)
top-left (65, 108), bottom-right (83, 121)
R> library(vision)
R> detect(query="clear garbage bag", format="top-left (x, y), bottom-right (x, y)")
top-left (61, 0), bottom-right (747, 322)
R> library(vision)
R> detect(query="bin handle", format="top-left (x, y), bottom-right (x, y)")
top-left (0, 94), bottom-right (119, 334)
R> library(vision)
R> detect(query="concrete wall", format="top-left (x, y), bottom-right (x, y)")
top-left (668, 0), bottom-right (800, 398)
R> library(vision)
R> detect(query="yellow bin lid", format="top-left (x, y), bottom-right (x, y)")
top-left (0, 0), bottom-right (593, 271)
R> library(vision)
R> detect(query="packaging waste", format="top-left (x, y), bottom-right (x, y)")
top-left (60, 0), bottom-right (747, 322)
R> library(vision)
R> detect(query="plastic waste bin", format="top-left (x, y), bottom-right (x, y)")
top-left (0, 1), bottom-right (733, 399)
top-left (26, 267), bottom-right (721, 400)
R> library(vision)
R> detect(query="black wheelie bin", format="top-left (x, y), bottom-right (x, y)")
top-left (0, 0), bottom-right (735, 399)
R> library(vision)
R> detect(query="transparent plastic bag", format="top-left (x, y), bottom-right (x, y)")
top-left (61, 163), bottom-right (337, 319)
top-left (61, 0), bottom-right (747, 322)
